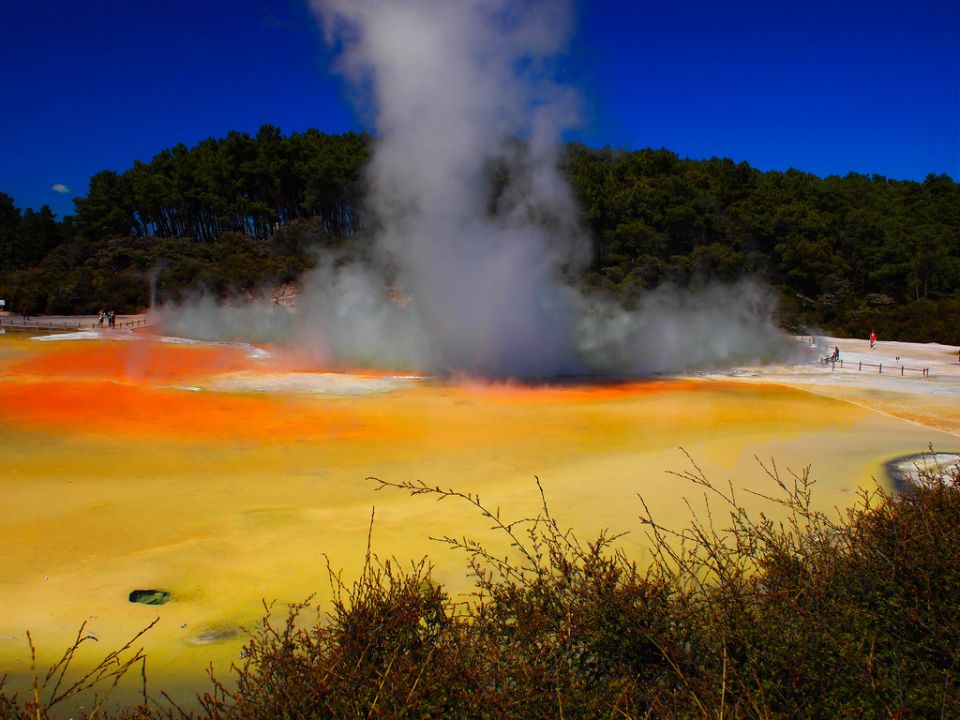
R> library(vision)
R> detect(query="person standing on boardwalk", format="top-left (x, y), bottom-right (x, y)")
top-left (869, 330), bottom-right (877, 349)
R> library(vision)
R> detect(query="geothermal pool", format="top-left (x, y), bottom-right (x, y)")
top-left (0, 328), bottom-right (956, 705)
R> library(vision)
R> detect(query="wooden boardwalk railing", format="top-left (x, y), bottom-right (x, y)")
top-left (0, 317), bottom-right (150, 332)
top-left (820, 356), bottom-right (930, 377)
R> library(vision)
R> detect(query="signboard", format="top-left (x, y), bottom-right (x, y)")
top-left (0, 299), bottom-right (5, 307)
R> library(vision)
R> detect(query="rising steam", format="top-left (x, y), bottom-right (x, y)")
top-left (158, 0), bottom-right (789, 377)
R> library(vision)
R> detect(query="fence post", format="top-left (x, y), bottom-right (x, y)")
top-left (879, 364), bottom-right (882, 373)
top-left (901, 365), bottom-right (904, 376)
top-left (859, 361), bottom-right (862, 371)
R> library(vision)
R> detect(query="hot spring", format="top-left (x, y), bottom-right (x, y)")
top-left (1, 327), bottom-right (956, 705)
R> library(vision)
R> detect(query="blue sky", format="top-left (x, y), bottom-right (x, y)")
top-left (1, 0), bottom-right (957, 219)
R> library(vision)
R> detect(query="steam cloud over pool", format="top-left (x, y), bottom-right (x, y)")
top-left (157, 0), bottom-right (788, 376)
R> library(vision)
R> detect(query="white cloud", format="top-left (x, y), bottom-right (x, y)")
top-left (50, 183), bottom-right (70, 193)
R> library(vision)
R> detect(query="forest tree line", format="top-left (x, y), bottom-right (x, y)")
top-left (1, 124), bottom-right (958, 342)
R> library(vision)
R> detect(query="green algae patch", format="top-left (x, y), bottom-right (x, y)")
top-left (128, 589), bottom-right (171, 605)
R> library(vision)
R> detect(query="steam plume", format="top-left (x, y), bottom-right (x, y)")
top-left (159, 0), bottom-right (789, 376)
top-left (310, 0), bottom-right (588, 376)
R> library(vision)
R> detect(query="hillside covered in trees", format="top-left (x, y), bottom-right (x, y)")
top-left (1, 125), bottom-right (958, 342)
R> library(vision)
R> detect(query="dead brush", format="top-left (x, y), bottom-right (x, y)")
top-left (0, 619), bottom-right (158, 720)
top-left (633, 451), bottom-right (960, 718)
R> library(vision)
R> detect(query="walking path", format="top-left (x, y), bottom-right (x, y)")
top-left (721, 334), bottom-right (960, 437)
top-left (0, 313), bottom-right (151, 332)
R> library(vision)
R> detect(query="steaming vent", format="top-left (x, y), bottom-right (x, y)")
top-left (158, 0), bottom-right (789, 378)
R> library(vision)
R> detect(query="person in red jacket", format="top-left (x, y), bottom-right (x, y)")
top-left (869, 330), bottom-right (877, 349)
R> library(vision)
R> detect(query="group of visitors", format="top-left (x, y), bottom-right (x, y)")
top-left (98, 309), bottom-right (117, 328)
top-left (822, 329), bottom-right (960, 365)
top-left (831, 330), bottom-right (875, 362)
